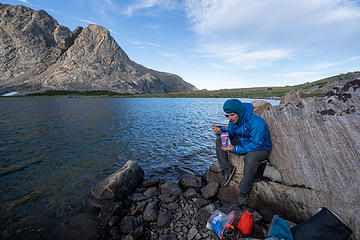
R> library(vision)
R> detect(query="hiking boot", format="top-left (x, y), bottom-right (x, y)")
top-left (222, 167), bottom-right (235, 187)
top-left (237, 192), bottom-right (249, 206)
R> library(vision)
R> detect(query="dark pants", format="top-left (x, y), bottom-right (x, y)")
top-left (216, 136), bottom-right (269, 194)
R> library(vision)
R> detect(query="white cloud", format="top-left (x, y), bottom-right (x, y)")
top-left (160, 52), bottom-right (186, 64)
top-left (127, 38), bottom-right (175, 51)
top-left (184, 0), bottom-right (360, 37)
top-left (80, 19), bottom-right (97, 25)
top-left (272, 71), bottom-right (332, 86)
top-left (161, 52), bottom-right (175, 57)
top-left (123, 0), bottom-right (180, 16)
top-left (104, 0), bottom-right (115, 7)
top-left (128, 40), bottom-right (144, 46)
top-left (145, 41), bottom-right (175, 51)
top-left (144, 24), bottom-right (164, 31)
top-left (283, 71), bottom-right (320, 79)
top-left (343, 67), bottom-right (360, 72)
top-left (209, 62), bottom-right (233, 70)
top-left (347, 56), bottom-right (360, 61)
top-left (321, 1), bottom-right (360, 23)
top-left (124, 0), bottom-right (158, 16)
top-left (48, 8), bottom-right (59, 14)
top-left (184, 0), bottom-right (360, 71)
top-left (128, 39), bottom-right (148, 49)
top-left (312, 62), bottom-right (338, 70)
top-left (195, 44), bottom-right (292, 70)
top-left (108, 29), bottom-right (120, 36)
top-left (18, 0), bottom-right (30, 4)
top-left (90, 0), bottom-right (117, 18)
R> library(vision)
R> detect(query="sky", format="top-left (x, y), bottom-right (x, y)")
top-left (2, 0), bottom-right (360, 90)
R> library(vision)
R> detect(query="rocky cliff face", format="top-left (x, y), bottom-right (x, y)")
top-left (0, 4), bottom-right (197, 95)
top-left (258, 78), bottom-right (360, 239)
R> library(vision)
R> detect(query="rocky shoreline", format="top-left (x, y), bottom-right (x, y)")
top-left (85, 160), bottom-right (276, 240)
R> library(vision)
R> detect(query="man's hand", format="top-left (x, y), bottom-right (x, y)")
top-left (221, 144), bottom-right (234, 152)
top-left (212, 125), bottom-right (221, 134)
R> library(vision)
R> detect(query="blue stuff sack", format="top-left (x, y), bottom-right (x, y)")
top-left (212, 220), bottom-right (224, 237)
top-left (268, 215), bottom-right (294, 240)
top-left (206, 210), bottom-right (235, 239)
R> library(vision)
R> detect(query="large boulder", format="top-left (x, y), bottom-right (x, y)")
top-left (88, 160), bottom-right (144, 227)
top-left (257, 79), bottom-right (360, 239)
top-left (90, 160), bottom-right (144, 204)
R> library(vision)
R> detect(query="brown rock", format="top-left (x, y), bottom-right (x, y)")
top-left (280, 90), bottom-right (301, 104)
top-left (216, 182), bottom-right (241, 203)
top-left (120, 216), bottom-right (138, 234)
top-left (209, 161), bottom-right (222, 173)
top-left (192, 197), bottom-right (208, 209)
top-left (203, 171), bottom-right (223, 184)
top-left (198, 204), bottom-right (215, 222)
top-left (157, 212), bottom-right (174, 227)
top-left (160, 181), bottom-right (182, 197)
top-left (183, 188), bottom-right (197, 199)
top-left (180, 174), bottom-right (202, 188)
top-left (251, 100), bottom-right (272, 116)
top-left (141, 180), bottom-right (159, 188)
top-left (159, 193), bottom-right (177, 203)
top-left (143, 200), bottom-right (159, 222)
top-left (258, 79), bottom-right (360, 239)
top-left (200, 182), bottom-right (219, 199)
top-left (143, 186), bottom-right (158, 198)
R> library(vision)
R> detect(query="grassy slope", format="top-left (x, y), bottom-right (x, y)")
top-left (24, 71), bottom-right (360, 98)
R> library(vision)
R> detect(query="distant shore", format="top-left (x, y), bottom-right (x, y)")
top-left (0, 89), bottom-right (298, 99)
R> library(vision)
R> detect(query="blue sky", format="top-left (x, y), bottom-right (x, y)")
top-left (3, 0), bottom-right (360, 90)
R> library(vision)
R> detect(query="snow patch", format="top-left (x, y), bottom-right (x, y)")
top-left (2, 92), bottom-right (18, 96)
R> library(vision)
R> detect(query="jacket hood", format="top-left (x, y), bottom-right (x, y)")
top-left (239, 103), bottom-right (254, 124)
top-left (223, 99), bottom-right (245, 118)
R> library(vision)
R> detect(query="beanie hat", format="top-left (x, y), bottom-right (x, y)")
top-left (223, 99), bottom-right (245, 118)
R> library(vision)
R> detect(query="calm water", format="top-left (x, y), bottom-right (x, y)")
top-left (0, 97), bottom-right (279, 235)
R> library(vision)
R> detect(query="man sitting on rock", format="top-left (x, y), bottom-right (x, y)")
top-left (213, 99), bottom-right (272, 205)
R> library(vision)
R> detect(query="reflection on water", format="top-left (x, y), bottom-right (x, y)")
top-left (0, 97), bottom-right (279, 235)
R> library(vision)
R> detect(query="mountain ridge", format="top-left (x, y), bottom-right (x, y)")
top-left (0, 3), bottom-right (197, 95)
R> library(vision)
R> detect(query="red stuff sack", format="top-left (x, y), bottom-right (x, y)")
top-left (237, 211), bottom-right (253, 235)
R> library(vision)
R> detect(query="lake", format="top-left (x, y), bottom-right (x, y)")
top-left (0, 97), bottom-right (279, 236)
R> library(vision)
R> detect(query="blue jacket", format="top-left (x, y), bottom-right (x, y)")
top-left (221, 103), bottom-right (272, 155)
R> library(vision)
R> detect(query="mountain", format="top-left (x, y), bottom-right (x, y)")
top-left (0, 4), bottom-right (197, 95)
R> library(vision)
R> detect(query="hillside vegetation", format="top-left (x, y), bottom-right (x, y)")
top-left (25, 71), bottom-right (360, 98)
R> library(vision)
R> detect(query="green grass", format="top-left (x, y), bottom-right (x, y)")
top-left (24, 71), bottom-right (360, 98)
